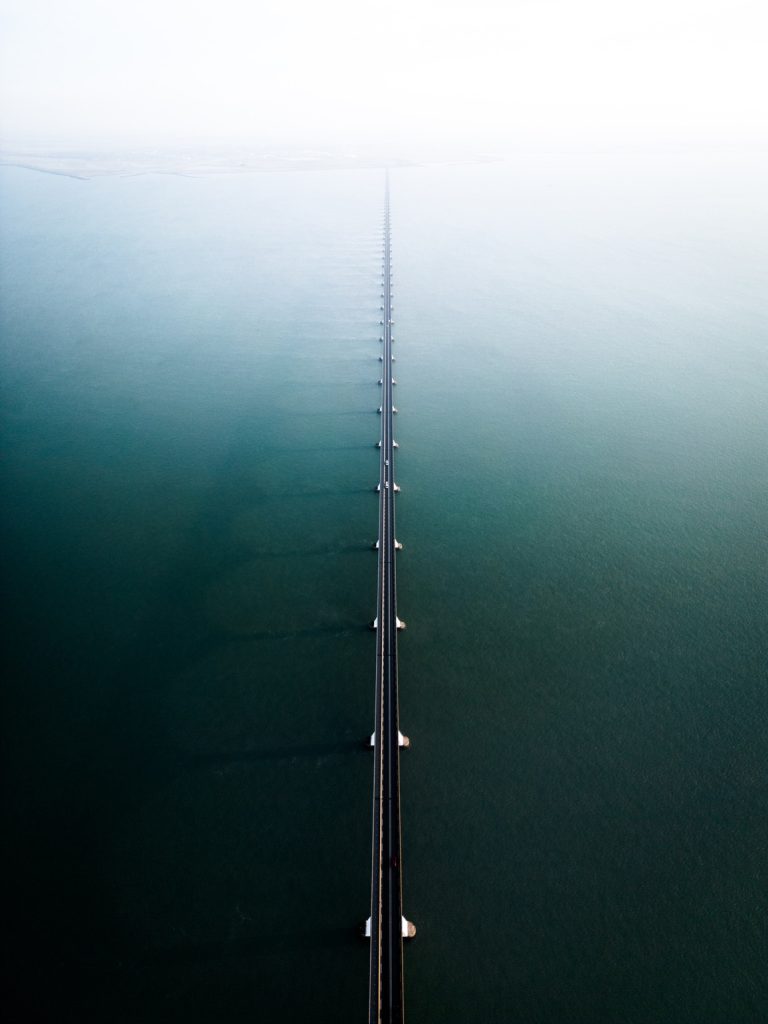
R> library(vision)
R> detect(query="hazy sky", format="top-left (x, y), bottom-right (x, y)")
top-left (1, 0), bottom-right (766, 148)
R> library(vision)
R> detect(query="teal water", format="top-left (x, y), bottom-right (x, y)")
top-left (1, 155), bottom-right (767, 1022)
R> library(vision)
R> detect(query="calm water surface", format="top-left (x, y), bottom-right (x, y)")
top-left (2, 155), bottom-right (766, 1022)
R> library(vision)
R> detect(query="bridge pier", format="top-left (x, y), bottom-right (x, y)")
top-left (369, 730), bottom-right (410, 750)
top-left (364, 915), bottom-right (415, 940)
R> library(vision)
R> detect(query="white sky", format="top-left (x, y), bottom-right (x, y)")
top-left (1, 0), bottom-right (766, 148)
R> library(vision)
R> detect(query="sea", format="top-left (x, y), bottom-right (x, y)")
top-left (1, 151), bottom-right (767, 1022)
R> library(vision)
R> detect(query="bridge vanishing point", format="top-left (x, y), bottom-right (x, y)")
top-left (365, 172), bottom-right (414, 1024)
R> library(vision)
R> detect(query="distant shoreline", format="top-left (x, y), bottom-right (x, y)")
top-left (0, 155), bottom-right (422, 180)
top-left (0, 149), bottom-right (504, 181)
top-left (0, 161), bottom-right (92, 180)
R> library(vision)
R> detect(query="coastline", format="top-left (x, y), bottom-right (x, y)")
top-left (0, 147), bottom-right (505, 180)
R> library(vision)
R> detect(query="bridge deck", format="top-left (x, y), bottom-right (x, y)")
top-left (368, 173), bottom-right (406, 1024)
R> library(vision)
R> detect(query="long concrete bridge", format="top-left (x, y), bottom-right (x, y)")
top-left (365, 173), bottom-right (414, 1024)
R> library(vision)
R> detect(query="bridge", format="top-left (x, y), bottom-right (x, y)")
top-left (365, 173), bottom-right (414, 1024)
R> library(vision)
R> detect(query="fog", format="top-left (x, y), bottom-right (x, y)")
top-left (1, 0), bottom-right (766, 153)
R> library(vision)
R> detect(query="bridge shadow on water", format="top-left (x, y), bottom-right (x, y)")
top-left (227, 622), bottom-right (370, 642)
top-left (186, 738), bottom-right (365, 768)
top-left (147, 925), bottom-right (360, 966)
top-left (294, 408), bottom-right (379, 418)
top-left (243, 542), bottom-right (374, 559)
top-left (261, 444), bottom-right (376, 454)
top-left (258, 486), bottom-right (373, 501)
